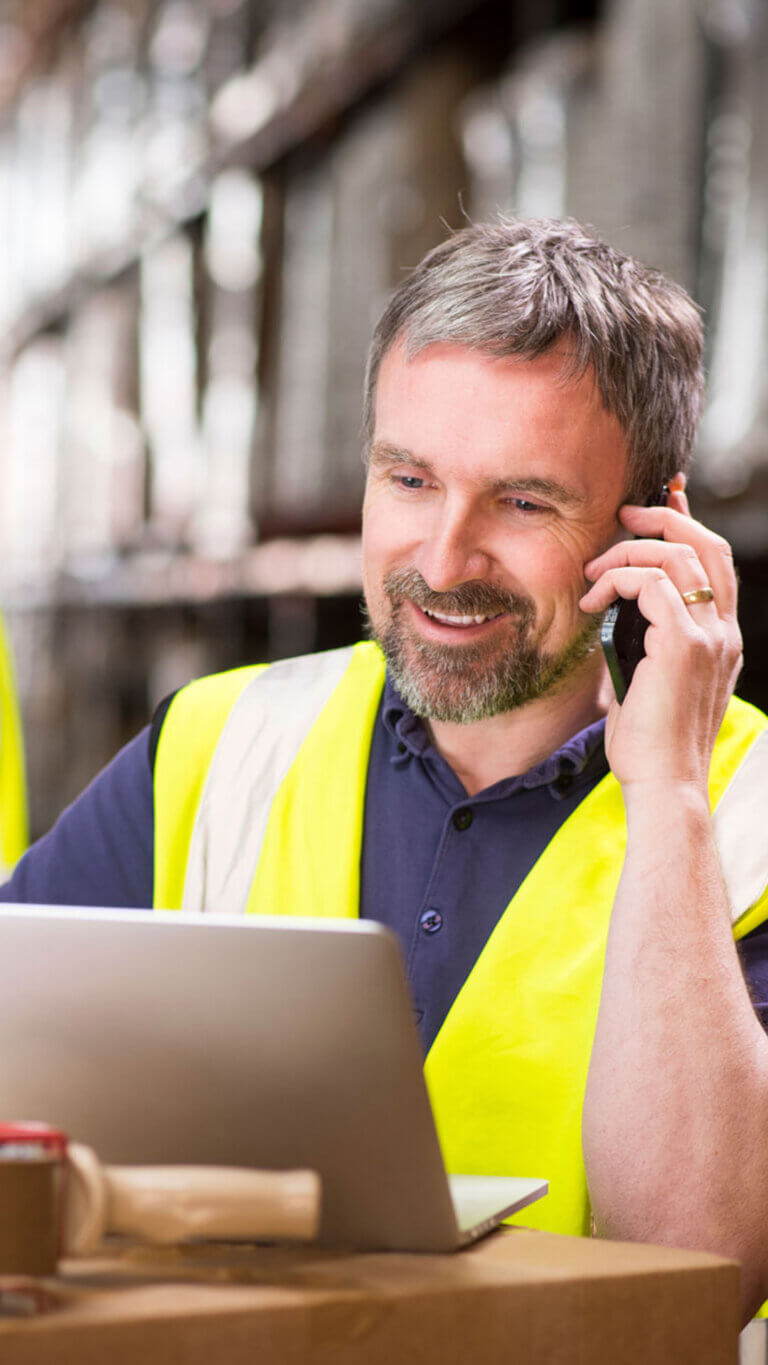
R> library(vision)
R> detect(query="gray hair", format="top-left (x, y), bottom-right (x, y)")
top-left (363, 216), bottom-right (705, 502)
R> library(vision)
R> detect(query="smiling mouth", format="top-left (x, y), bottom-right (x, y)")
top-left (418, 605), bottom-right (507, 630)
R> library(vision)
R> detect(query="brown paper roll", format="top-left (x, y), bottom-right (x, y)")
top-left (0, 1159), bottom-right (60, 1276)
top-left (65, 1143), bottom-right (322, 1254)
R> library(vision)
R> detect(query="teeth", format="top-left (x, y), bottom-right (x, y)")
top-left (423, 609), bottom-right (499, 626)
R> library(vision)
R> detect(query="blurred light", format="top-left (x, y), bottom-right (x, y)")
top-left (701, 111), bottom-right (751, 250)
top-left (6, 341), bottom-right (66, 575)
top-left (110, 409), bottom-right (145, 469)
top-left (140, 236), bottom-right (202, 534)
top-left (210, 51), bottom-right (299, 141)
top-left (704, 454), bottom-right (752, 498)
top-left (699, 229), bottom-right (767, 459)
top-left (518, 90), bottom-right (563, 150)
top-left (141, 237), bottom-right (200, 450)
top-left (144, 120), bottom-right (208, 196)
top-left (700, 0), bottom-right (753, 47)
top-left (244, 536), bottom-right (362, 595)
top-left (705, 164), bottom-right (746, 202)
top-left (212, 70), bottom-right (277, 139)
top-left (197, 373), bottom-right (256, 556)
top-left (150, 2), bottom-right (209, 76)
top-left (461, 103), bottom-right (514, 178)
top-left (205, 170), bottom-right (263, 290)
top-left (94, 68), bottom-right (144, 119)
top-left (706, 111), bottom-right (751, 152)
top-left (203, 375), bottom-right (255, 446)
top-left (152, 75), bottom-right (207, 116)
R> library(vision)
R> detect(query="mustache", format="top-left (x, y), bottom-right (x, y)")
top-left (383, 568), bottom-right (535, 623)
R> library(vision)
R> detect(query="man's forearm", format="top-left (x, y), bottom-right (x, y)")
top-left (582, 779), bottom-right (768, 1322)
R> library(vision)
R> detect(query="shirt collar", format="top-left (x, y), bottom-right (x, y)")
top-left (381, 673), bottom-right (606, 794)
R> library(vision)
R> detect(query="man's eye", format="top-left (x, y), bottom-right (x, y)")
top-left (506, 497), bottom-right (546, 513)
top-left (394, 475), bottom-right (425, 490)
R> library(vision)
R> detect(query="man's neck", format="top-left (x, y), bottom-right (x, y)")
top-left (425, 657), bottom-right (611, 797)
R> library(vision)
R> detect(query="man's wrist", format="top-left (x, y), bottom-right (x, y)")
top-left (620, 776), bottom-right (711, 827)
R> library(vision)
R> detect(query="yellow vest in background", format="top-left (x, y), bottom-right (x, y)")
top-left (153, 642), bottom-right (768, 1239)
top-left (0, 613), bottom-right (27, 874)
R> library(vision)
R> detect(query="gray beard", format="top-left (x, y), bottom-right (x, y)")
top-left (363, 569), bottom-right (600, 724)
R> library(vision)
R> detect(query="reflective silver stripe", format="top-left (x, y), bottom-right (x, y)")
top-left (182, 645), bottom-right (356, 914)
top-left (712, 728), bottom-right (768, 924)
top-left (184, 651), bottom-right (768, 925)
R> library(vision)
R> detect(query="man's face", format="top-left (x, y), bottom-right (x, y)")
top-left (362, 340), bottom-right (629, 723)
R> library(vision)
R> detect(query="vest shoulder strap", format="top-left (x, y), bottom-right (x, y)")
top-left (0, 613), bottom-right (26, 873)
top-left (711, 698), bottom-right (768, 935)
top-left (181, 644), bottom-right (376, 913)
top-left (153, 664), bottom-right (265, 908)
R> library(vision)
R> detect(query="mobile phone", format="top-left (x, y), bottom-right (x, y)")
top-left (600, 484), bottom-right (670, 703)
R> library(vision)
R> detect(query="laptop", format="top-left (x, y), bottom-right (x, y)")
top-left (0, 905), bottom-right (547, 1251)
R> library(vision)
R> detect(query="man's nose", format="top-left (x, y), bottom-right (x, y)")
top-left (416, 507), bottom-right (491, 592)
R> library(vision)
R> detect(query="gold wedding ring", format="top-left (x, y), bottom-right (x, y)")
top-left (681, 586), bottom-right (715, 606)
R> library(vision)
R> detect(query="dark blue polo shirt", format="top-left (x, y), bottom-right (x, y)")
top-left (361, 679), bottom-right (611, 1049)
top-left (3, 674), bottom-right (768, 1050)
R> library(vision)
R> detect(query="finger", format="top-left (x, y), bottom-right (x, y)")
top-left (618, 504), bottom-right (733, 608)
top-left (666, 487), bottom-right (689, 516)
top-left (617, 504), bottom-right (738, 620)
top-left (666, 471), bottom-right (688, 515)
top-left (584, 539), bottom-right (717, 616)
top-left (579, 565), bottom-right (705, 625)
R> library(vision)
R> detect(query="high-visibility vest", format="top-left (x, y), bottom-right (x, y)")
top-left (0, 613), bottom-right (27, 875)
top-left (153, 641), bottom-right (768, 1236)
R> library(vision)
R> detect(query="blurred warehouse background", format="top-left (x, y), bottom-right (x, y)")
top-left (0, 0), bottom-right (766, 836)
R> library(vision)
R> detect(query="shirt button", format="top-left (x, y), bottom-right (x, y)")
top-left (397, 742), bottom-right (407, 754)
top-left (420, 908), bottom-right (443, 935)
top-left (554, 772), bottom-right (574, 794)
top-left (453, 807), bottom-right (473, 831)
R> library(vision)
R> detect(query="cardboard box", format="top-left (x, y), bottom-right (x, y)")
top-left (0, 1227), bottom-right (739, 1364)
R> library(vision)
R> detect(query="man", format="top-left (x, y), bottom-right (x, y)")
top-left (4, 217), bottom-right (768, 1321)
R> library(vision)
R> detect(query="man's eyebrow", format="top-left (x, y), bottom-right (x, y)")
top-left (368, 442), bottom-right (432, 471)
top-left (368, 442), bottom-right (586, 507)
top-left (488, 475), bottom-right (587, 507)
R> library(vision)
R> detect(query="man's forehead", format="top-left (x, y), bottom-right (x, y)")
top-left (374, 339), bottom-right (616, 430)
top-left (378, 336), bottom-right (589, 386)
top-left (370, 340), bottom-right (630, 498)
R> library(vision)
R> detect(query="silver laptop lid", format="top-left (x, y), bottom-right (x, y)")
top-left (0, 906), bottom-right (464, 1250)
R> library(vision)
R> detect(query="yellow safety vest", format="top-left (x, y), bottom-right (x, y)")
top-left (153, 641), bottom-right (768, 1238)
top-left (0, 613), bottom-right (27, 874)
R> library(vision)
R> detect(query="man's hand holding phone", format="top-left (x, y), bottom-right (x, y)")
top-left (598, 483), bottom-right (671, 704)
top-left (578, 478), bottom-right (743, 791)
